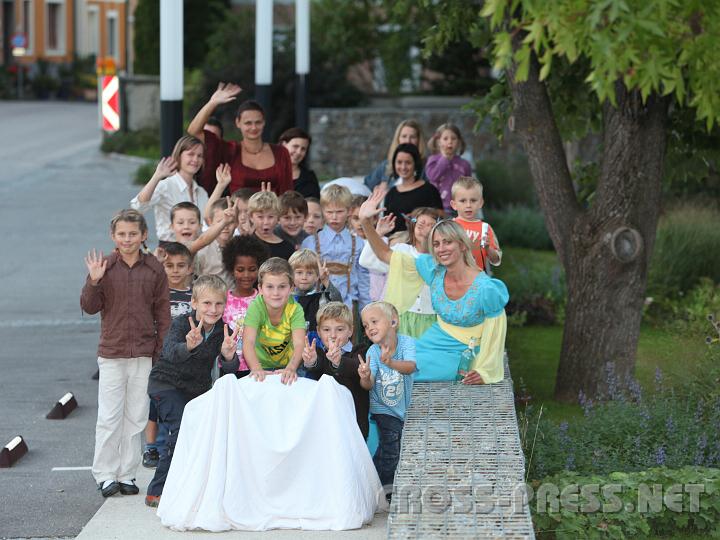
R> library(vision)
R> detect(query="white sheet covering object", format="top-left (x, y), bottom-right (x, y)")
top-left (157, 374), bottom-right (385, 532)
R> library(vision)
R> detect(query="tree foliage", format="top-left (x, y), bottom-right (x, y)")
top-left (410, 0), bottom-right (720, 400)
top-left (190, 5), bottom-right (367, 141)
top-left (418, 0), bottom-right (720, 197)
top-left (132, 0), bottom-right (230, 75)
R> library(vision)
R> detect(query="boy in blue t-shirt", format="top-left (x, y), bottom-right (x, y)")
top-left (358, 301), bottom-right (416, 488)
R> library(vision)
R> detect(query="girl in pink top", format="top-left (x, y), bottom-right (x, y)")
top-left (221, 235), bottom-right (270, 374)
top-left (425, 123), bottom-right (473, 213)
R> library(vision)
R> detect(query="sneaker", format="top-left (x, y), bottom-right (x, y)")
top-left (142, 448), bottom-right (159, 468)
top-left (119, 480), bottom-right (139, 495)
top-left (145, 495), bottom-right (161, 507)
top-left (100, 480), bottom-right (120, 498)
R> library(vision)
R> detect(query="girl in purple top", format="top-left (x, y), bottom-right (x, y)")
top-left (425, 123), bottom-right (473, 213)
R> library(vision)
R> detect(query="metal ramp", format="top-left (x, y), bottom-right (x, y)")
top-left (387, 360), bottom-right (535, 538)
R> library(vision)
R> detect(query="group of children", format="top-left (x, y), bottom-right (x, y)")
top-left (82, 119), bottom-right (502, 509)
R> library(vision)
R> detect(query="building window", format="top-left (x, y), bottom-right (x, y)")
top-left (107, 11), bottom-right (119, 61)
top-left (45, 0), bottom-right (65, 55)
top-left (87, 6), bottom-right (99, 57)
top-left (22, 0), bottom-right (33, 54)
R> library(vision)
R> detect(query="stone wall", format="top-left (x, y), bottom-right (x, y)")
top-left (120, 75), bottom-right (160, 131)
top-left (309, 97), bottom-right (524, 180)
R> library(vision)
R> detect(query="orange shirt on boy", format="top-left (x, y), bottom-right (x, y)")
top-left (454, 218), bottom-right (501, 272)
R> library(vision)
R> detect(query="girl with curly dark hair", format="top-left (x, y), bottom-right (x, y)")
top-left (220, 235), bottom-right (270, 377)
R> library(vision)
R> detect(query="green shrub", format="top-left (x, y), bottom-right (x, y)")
top-left (521, 365), bottom-right (720, 481)
top-left (532, 467), bottom-right (720, 539)
top-left (101, 128), bottom-right (160, 160)
top-left (494, 247), bottom-right (565, 325)
top-left (486, 205), bottom-right (554, 251)
top-left (133, 162), bottom-right (157, 186)
top-left (645, 278), bottom-right (720, 336)
top-left (476, 157), bottom-right (536, 209)
top-left (648, 204), bottom-right (720, 296)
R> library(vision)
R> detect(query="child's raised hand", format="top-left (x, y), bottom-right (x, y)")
top-left (326, 338), bottom-right (342, 366)
top-left (358, 186), bottom-right (386, 222)
top-left (84, 249), bottom-right (107, 284)
top-left (154, 156), bottom-right (177, 179)
top-left (319, 259), bottom-right (330, 288)
top-left (221, 324), bottom-right (240, 360)
top-left (357, 354), bottom-right (371, 380)
top-left (375, 213), bottom-right (396, 236)
top-left (216, 163), bottom-right (232, 186)
top-left (186, 317), bottom-right (203, 351)
top-left (238, 218), bottom-right (255, 235)
top-left (302, 336), bottom-right (317, 365)
top-left (222, 196), bottom-right (238, 224)
top-left (210, 82), bottom-right (242, 105)
top-left (260, 181), bottom-right (272, 192)
top-left (380, 343), bottom-right (393, 365)
top-left (154, 246), bottom-right (167, 263)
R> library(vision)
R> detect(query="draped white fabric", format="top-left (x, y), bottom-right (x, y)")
top-left (157, 374), bottom-right (385, 531)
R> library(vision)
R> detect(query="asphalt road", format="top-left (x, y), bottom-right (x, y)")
top-left (0, 101), bottom-right (142, 539)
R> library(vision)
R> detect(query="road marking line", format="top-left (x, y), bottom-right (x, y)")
top-left (0, 319), bottom-right (99, 328)
top-left (52, 466), bottom-right (92, 471)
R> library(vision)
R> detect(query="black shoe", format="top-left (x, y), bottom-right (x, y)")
top-left (142, 448), bottom-right (159, 468)
top-left (118, 480), bottom-right (139, 495)
top-left (100, 481), bottom-right (120, 498)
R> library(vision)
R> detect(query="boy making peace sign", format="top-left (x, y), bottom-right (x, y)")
top-left (144, 275), bottom-right (240, 507)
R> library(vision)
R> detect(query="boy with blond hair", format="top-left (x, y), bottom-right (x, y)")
top-left (248, 191), bottom-right (295, 260)
top-left (300, 185), bottom-right (370, 313)
top-left (451, 176), bottom-right (502, 272)
top-left (302, 302), bottom-right (370, 438)
top-left (359, 301), bottom-right (416, 488)
top-left (289, 249), bottom-right (342, 342)
top-left (145, 275), bottom-right (240, 506)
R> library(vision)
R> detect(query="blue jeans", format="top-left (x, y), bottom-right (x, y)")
top-left (147, 389), bottom-right (192, 496)
top-left (372, 413), bottom-right (404, 486)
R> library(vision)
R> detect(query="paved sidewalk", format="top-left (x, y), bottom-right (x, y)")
top-left (75, 466), bottom-right (387, 539)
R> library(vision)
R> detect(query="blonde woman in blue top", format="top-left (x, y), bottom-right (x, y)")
top-left (358, 187), bottom-right (509, 384)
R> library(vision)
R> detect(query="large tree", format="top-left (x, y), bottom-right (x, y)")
top-left (411, 0), bottom-right (720, 401)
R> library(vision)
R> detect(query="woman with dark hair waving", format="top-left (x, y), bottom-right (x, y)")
top-left (188, 82), bottom-right (293, 196)
top-left (278, 127), bottom-right (321, 199)
top-left (364, 119), bottom-right (427, 190)
top-left (358, 187), bottom-right (508, 385)
top-left (382, 143), bottom-right (443, 234)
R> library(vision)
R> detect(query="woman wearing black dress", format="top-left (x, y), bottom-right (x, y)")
top-left (383, 143), bottom-right (444, 233)
top-left (278, 127), bottom-right (321, 199)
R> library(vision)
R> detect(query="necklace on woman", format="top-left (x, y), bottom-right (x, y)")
top-left (242, 141), bottom-right (265, 155)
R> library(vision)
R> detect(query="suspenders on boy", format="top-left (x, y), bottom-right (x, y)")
top-left (314, 232), bottom-right (356, 295)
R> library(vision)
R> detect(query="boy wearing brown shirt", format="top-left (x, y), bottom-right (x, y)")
top-left (81, 210), bottom-right (170, 497)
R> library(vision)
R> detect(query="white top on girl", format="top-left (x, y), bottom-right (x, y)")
top-left (131, 173), bottom-right (208, 241)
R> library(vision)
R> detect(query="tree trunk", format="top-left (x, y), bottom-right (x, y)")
top-left (507, 48), bottom-right (669, 402)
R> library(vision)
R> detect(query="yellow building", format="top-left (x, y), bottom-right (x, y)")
top-left (1, 0), bottom-right (134, 70)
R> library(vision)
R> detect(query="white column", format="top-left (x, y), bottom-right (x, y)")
top-left (255, 0), bottom-right (273, 86)
top-left (295, 0), bottom-right (309, 75)
top-left (160, 0), bottom-right (184, 156)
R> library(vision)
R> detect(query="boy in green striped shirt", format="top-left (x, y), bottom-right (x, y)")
top-left (242, 257), bottom-right (306, 384)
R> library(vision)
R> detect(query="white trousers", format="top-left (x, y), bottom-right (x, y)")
top-left (92, 356), bottom-right (151, 484)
